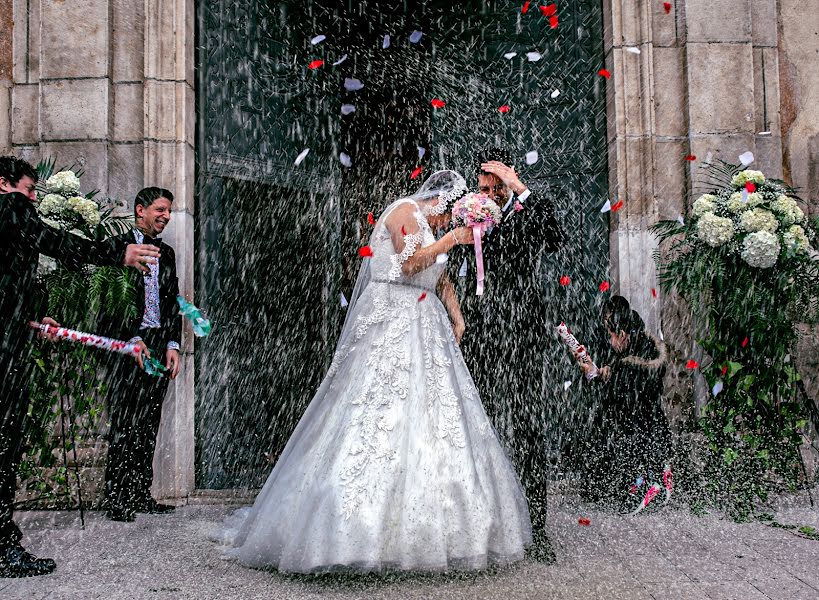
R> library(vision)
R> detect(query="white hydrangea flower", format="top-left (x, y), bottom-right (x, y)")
top-left (726, 191), bottom-right (763, 212)
top-left (770, 195), bottom-right (804, 227)
top-left (67, 196), bottom-right (85, 209)
top-left (782, 225), bottom-right (810, 254)
top-left (692, 194), bottom-right (717, 218)
top-left (731, 170), bottom-right (766, 188)
top-left (37, 193), bottom-right (66, 215)
top-left (696, 213), bottom-right (735, 247)
top-left (739, 208), bottom-right (778, 233)
top-left (741, 230), bottom-right (780, 268)
top-left (45, 170), bottom-right (81, 195)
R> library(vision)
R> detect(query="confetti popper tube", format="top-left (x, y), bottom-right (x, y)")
top-left (29, 321), bottom-right (141, 357)
top-left (556, 322), bottom-right (599, 379)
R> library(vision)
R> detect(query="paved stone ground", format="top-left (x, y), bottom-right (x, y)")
top-left (2, 495), bottom-right (818, 600)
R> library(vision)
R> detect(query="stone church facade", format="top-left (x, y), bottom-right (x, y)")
top-left (0, 0), bottom-right (817, 499)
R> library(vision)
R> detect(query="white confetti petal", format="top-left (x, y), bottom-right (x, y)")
top-left (341, 104), bottom-right (356, 115)
top-left (344, 78), bottom-right (364, 91)
top-left (526, 52), bottom-right (542, 62)
top-left (417, 146), bottom-right (426, 159)
top-left (741, 189), bottom-right (749, 203)
top-left (626, 46), bottom-right (641, 54)
top-left (339, 152), bottom-right (352, 167)
top-left (600, 199), bottom-right (612, 213)
top-left (332, 54), bottom-right (348, 66)
top-left (435, 253), bottom-right (448, 264)
top-left (563, 380), bottom-right (572, 391)
top-left (677, 214), bottom-right (685, 225)
top-left (525, 151), bottom-right (539, 165)
top-left (383, 34), bottom-right (390, 49)
top-left (739, 151), bottom-right (754, 167)
top-left (409, 31), bottom-right (423, 44)
top-left (311, 35), bottom-right (326, 45)
top-left (758, 131), bottom-right (771, 136)
top-left (458, 258), bottom-right (468, 278)
top-left (504, 52), bottom-right (518, 60)
top-left (659, 329), bottom-right (665, 341)
top-left (712, 380), bottom-right (724, 397)
top-left (340, 293), bottom-right (349, 308)
top-left (705, 151), bottom-right (713, 163)
top-left (294, 148), bottom-right (310, 166)
top-left (551, 89), bottom-right (561, 99)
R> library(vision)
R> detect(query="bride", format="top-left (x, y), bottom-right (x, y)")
top-left (215, 170), bottom-right (532, 573)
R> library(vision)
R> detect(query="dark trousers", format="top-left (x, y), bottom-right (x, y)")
top-left (104, 330), bottom-right (170, 511)
top-left (0, 336), bottom-right (33, 550)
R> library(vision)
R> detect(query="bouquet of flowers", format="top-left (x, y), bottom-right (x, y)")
top-left (36, 169), bottom-right (102, 232)
top-left (451, 192), bottom-right (502, 295)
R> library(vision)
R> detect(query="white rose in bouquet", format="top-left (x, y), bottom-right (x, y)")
top-left (731, 170), bottom-right (766, 188)
top-left (782, 225), bottom-right (810, 254)
top-left (692, 194), bottom-right (717, 218)
top-left (739, 208), bottom-right (778, 233)
top-left (770, 195), bottom-right (804, 227)
top-left (46, 170), bottom-right (81, 195)
top-left (38, 193), bottom-right (66, 216)
top-left (741, 230), bottom-right (780, 268)
top-left (697, 213), bottom-right (735, 247)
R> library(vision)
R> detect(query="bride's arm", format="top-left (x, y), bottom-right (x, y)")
top-left (437, 273), bottom-right (465, 344)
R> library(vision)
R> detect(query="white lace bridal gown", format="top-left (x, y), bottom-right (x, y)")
top-left (215, 198), bottom-right (532, 573)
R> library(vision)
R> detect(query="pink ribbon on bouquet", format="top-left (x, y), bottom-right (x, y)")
top-left (29, 321), bottom-right (142, 357)
top-left (473, 223), bottom-right (491, 296)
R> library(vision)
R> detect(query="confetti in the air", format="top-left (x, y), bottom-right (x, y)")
top-left (458, 258), bottom-right (468, 278)
top-left (686, 359), bottom-right (699, 370)
top-left (611, 200), bottom-right (624, 212)
top-left (741, 189), bottom-right (749, 203)
top-left (341, 104), bottom-right (356, 115)
top-left (504, 52), bottom-right (518, 60)
top-left (677, 214), bottom-right (685, 225)
top-left (540, 4), bottom-right (557, 17)
top-left (521, 1), bottom-right (531, 14)
top-left (418, 292), bottom-right (427, 302)
top-left (308, 60), bottom-right (324, 69)
top-left (745, 182), bottom-right (756, 193)
top-left (344, 78), bottom-right (364, 91)
top-left (598, 69), bottom-right (612, 79)
top-left (758, 131), bottom-right (772, 136)
top-left (435, 253), bottom-right (448, 264)
top-left (367, 212), bottom-right (375, 225)
top-left (311, 35), bottom-right (326, 45)
top-left (549, 15), bottom-right (559, 28)
top-left (712, 380), bottom-right (724, 397)
top-left (409, 31), bottom-right (423, 44)
top-left (685, 155), bottom-right (697, 161)
top-left (651, 288), bottom-right (658, 298)
top-left (525, 151), bottom-right (539, 165)
top-left (340, 293), bottom-right (348, 308)
top-left (563, 381), bottom-right (572, 391)
top-left (578, 517), bottom-right (591, 526)
top-left (383, 34), bottom-right (390, 49)
top-left (551, 89), bottom-right (561, 98)
top-left (431, 98), bottom-right (446, 109)
top-left (559, 275), bottom-right (571, 286)
top-left (626, 47), bottom-right (641, 54)
top-left (527, 52), bottom-right (543, 62)
top-left (741, 336), bottom-right (749, 348)
top-left (411, 166), bottom-right (423, 179)
top-left (600, 199), bottom-right (612, 213)
top-left (721, 365), bottom-right (729, 376)
top-left (739, 151), bottom-right (755, 166)
top-left (294, 148), bottom-right (310, 165)
top-left (663, 2), bottom-right (672, 14)
top-left (358, 246), bottom-right (373, 258)
top-left (339, 152), bottom-right (352, 167)
top-left (599, 281), bottom-right (611, 293)
top-left (332, 54), bottom-right (348, 66)
top-left (498, 105), bottom-right (511, 113)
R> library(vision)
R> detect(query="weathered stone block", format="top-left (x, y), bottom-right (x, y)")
top-left (12, 0), bottom-right (28, 83)
top-left (688, 132), bottom-right (756, 172)
top-left (41, 79), bottom-right (109, 141)
top-left (40, 0), bottom-right (109, 79)
top-left (113, 83), bottom-right (143, 142)
top-left (40, 141), bottom-right (109, 196)
top-left (144, 81), bottom-right (177, 142)
top-left (653, 47), bottom-right (688, 138)
top-left (145, 0), bottom-right (194, 84)
top-left (751, 0), bottom-right (778, 47)
top-left (108, 142), bottom-right (144, 202)
top-left (753, 48), bottom-right (780, 134)
top-left (10, 83), bottom-right (38, 145)
top-left (112, 0), bottom-right (145, 82)
top-left (754, 134), bottom-right (784, 179)
top-left (685, 0), bottom-right (751, 43)
top-left (0, 82), bottom-right (10, 153)
top-left (144, 140), bottom-right (194, 214)
top-left (687, 43), bottom-right (755, 134)
top-left (653, 139), bottom-right (688, 220)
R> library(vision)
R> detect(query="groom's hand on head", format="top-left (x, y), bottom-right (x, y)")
top-left (481, 161), bottom-right (527, 196)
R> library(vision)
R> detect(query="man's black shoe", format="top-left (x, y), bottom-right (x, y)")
top-left (136, 499), bottom-right (176, 514)
top-left (105, 507), bottom-right (136, 522)
top-left (0, 545), bottom-right (56, 578)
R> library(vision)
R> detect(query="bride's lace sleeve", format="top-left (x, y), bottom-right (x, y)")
top-left (384, 202), bottom-right (428, 281)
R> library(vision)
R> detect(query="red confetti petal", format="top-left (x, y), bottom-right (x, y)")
top-left (540, 4), bottom-right (557, 17)
top-left (410, 166), bottom-right (423, 179)
top-left (745, 182), bottom-right (756, 193)
top-left (401, 225), bottom-right (407, 235)
top-left (498, 104), bottom-right (511, 113)
top-left (598, 68), bottom-right (611, 80)
top-left (521, 1), bottom-right (531, 13)
top-left (308, 59), bottom-right (325, 69)
top-left (685, 155), bottom-right (697, 161)
top-left (663, 2), bottom-right (672, 14)
top-left (418, 292), bottom-right (427, 302)
top-left (599, 281), bottom-right (611, 293)
top-left (559, 275), bottom-right (571, 287)
top-left (367, 212), bottom-right (375, 225)
top-left (611, 200), bottom-right (624, 212)
top-left (741, 336), bottom-right (749, 348)
top-left (431, 98), bottom-right (446, 109)
top-left (686, 359), bottom-right (699, 370)
top-left (721, 365), bottom-right (728, 376)
top-left (549, 15), bottom-right (559, 28)
top-left (651, 288), bottom-right (658, 298)
top-left (358, 246), bottom-right (373, 258)
top-left (578, 517), bottom-right (591, 526)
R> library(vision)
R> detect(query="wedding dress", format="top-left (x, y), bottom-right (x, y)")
top-left (214, 171), bottom-right (532, 573)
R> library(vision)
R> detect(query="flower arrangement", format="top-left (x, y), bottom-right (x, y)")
top-left (36, 170), bottom-right (102, 231)
top-left (451, 193), bottom-right (501, 296)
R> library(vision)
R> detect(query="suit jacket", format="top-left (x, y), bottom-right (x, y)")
top-left (99, 231), bottom-right (181, 351)
top-left (0, 192), bottom-right (125, 349)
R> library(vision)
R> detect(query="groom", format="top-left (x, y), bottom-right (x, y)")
top-left (454, 147), bottom-right (564, 555)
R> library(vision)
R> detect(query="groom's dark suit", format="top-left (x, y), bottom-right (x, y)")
top-left (453, 189), bottom-right (563, 530)
top-left (100, 230), bottom-right (180, 514)
top-left (0, 192), bottom-right (126, 550)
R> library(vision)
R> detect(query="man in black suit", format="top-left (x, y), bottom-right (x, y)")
top-left (0, 156), bottom-right (159, 577)
top-left (102, 187), bottom-right (182, 522)
top-left (453, 148), bottom-right (564, 557)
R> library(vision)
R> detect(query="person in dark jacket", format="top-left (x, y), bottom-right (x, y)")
top-left (0, 156), bottom-right (158, 577)
top-left (101, 187), bottom-right (182, 522)
top-left (578, 295), bottom-right (672, 508)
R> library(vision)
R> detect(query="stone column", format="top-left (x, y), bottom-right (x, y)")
top-left (0, 0), bottom-right (12, 154)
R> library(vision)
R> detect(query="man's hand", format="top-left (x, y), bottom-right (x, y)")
top-left (166, 349), bottom-right (180, 380)
top-left (453, 317), bottom-right (466, 346)
top-left (481, 161), bottom-right (527, 196)
top-left (134, 340), bottom-right (151, 370)
top-left (124, 244), bottom-right (160, 274)
top-left (39, 317), bottom-right (61, 342)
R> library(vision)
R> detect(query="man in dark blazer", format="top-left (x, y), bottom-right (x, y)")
top-left (102, 187), bottom-right (182, 522)
top-left (452, 148), bottom-right (564, 558)
top-left (0, 156), bottom-right (159, 577)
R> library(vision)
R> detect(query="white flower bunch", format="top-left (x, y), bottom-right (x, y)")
top-left (731, 170), bottom-right (766, 188)
top-left (37, 193), bottom-right (66, 216)
top-left (697, 213), bottom-right (735, 247)
top-left (726, 191), bottom-right (764, 213)
top-left (739, 208), bottom-right (778, 234)
top-left (692, 194), bottom-right (717, 218)
top-left (45, 170), bottom-right (81, 195)
top-left (66, 196), bottom-right (101, 227)
top-left (770, 195), bottom-right (804, 227)
top-left (782, 225), bottom-right (810, 254)
top-left (741, 231), bottom-right (780, 268)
